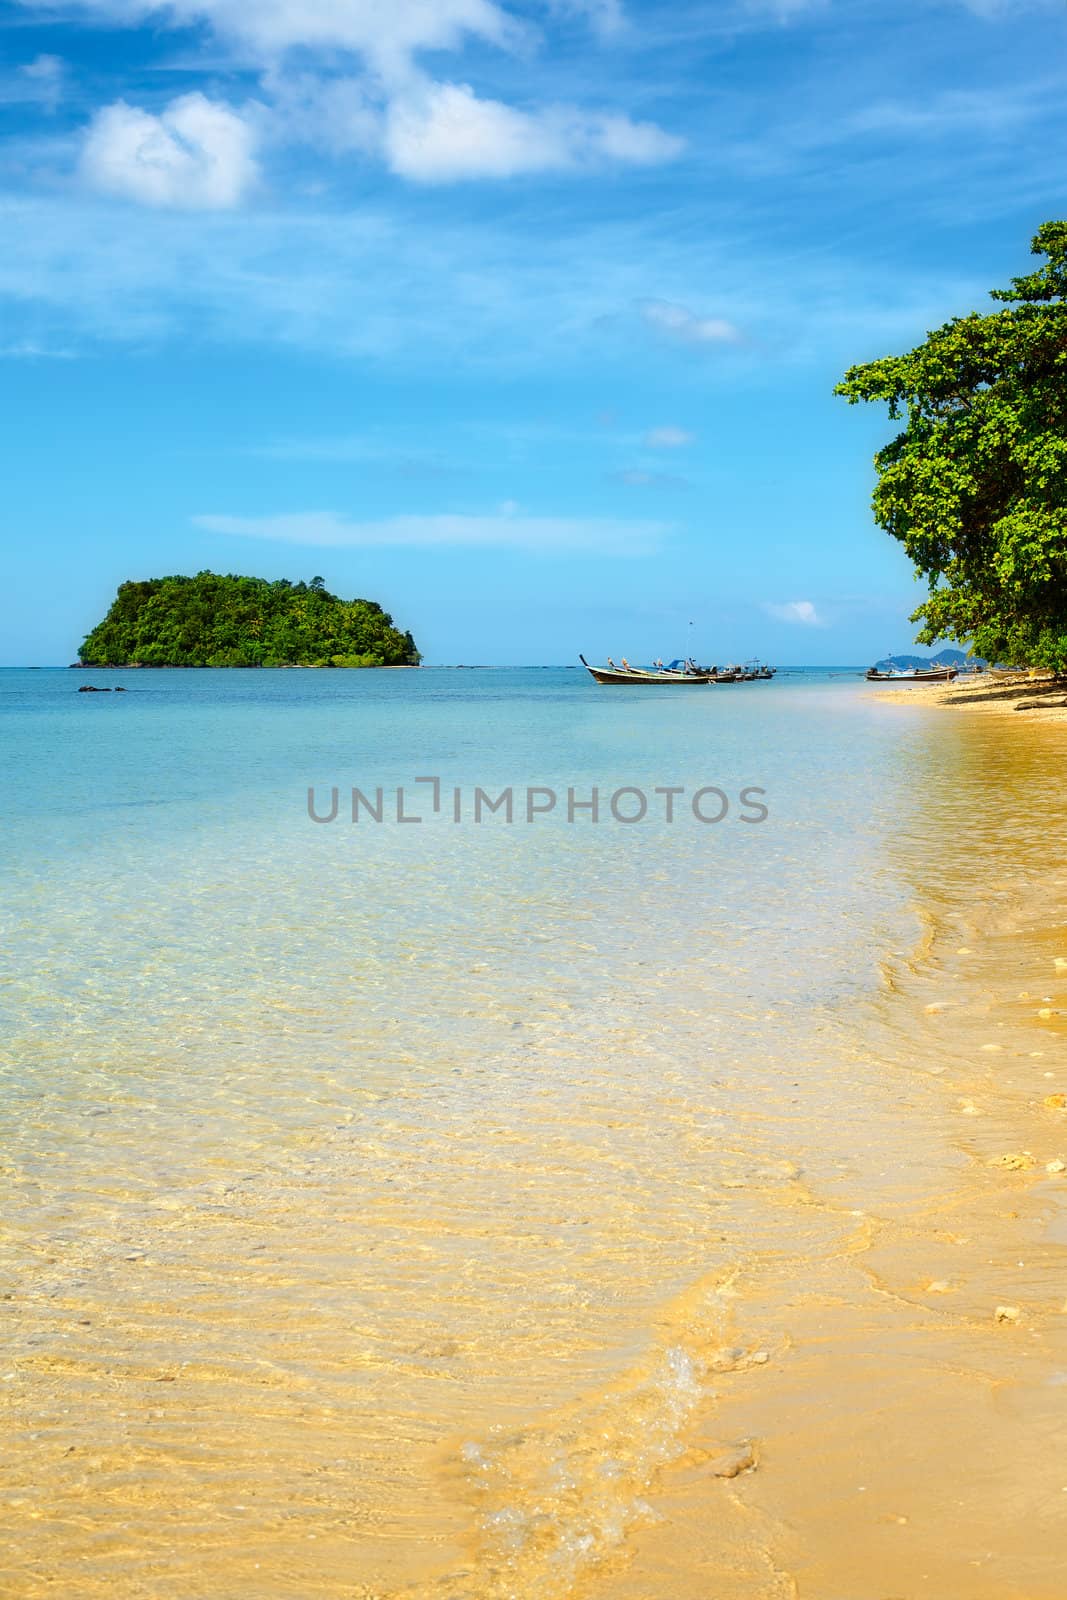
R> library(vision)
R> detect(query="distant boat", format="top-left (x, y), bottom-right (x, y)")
top-left (743, 658), bottom-right (776, 681)
top-left (579, 655), bottom-right (713, 685)
top-left (865, 665), bottom-right (958, 683)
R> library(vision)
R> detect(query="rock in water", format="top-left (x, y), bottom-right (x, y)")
top-left (707, 1441), bottom-right (757, 1478)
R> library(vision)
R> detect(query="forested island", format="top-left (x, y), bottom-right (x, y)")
top-left (77, 572), bottom-right (420, 668)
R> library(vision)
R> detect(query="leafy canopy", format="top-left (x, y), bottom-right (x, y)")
top-left (836, 222), bottom-right (1067, 671)
top-left (79, 571), bottom-right (420, 668)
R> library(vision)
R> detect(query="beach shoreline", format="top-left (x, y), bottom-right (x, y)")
top-left (872, 671), bottom-right (1067, 723)
top-left (602, 701), bottom-right (1067, 1599)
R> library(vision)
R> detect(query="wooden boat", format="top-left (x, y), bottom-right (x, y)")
top-left (865, 665), bottom-right (958, 683)
top-left (743, 658), bottom-right (775, 681)
top-left (579, 655), bottom-right (713, 685)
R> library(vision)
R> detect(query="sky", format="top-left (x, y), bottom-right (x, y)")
top-left (1, 0), bottom-right (1065, 665)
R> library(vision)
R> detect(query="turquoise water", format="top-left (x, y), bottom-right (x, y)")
top-left (1, 665), bottom-right (916, 1131)
top-left (2, 665), bottom-right (960, 1599)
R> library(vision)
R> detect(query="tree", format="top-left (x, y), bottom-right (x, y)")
top-left (835, 222), bottom-right (1067, 671)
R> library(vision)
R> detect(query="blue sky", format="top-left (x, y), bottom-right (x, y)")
top-left (1, 0), bottom-right (1065, 664)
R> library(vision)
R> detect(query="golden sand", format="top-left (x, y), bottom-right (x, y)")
top-left (873, 670), bottom-right (1067, 724)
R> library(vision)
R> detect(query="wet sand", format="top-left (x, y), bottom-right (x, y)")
top-left (602, 702), bottom-right (1067, 1600)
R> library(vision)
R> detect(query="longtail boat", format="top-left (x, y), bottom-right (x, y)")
top-left (865, 665), bottom-right (958, 683)
top-left (579, 655), bottom-right (713, 685)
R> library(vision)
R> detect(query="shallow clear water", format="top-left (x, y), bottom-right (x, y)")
top-left (3, 667), bottom-right (1066, 1599)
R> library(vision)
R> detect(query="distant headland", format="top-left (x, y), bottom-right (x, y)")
top-left (75, 572), bottom-right (420, 669)
top-left (871, 649), bottom-right (980, 672)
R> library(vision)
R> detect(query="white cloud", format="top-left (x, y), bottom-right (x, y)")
top-left (14, 0), bottom-right (1049, 60)
top-left (14, 0), bottom-right (521, 72)
top-left (3, 54), bottom-right (67, 113)
top-left (259, 70), bottom-right (381, 155)
top-left (592, 113), bottom-right (680, 165)
top-left (550, 0), bottom-right (626, 38)
top-left (214, 0), bottom-right (518, 61)
top-left (612, 468), bottom-right (688, 489)
top-left (81, 92), bottom-right (259, 209)
top-left (14, 2), bottom-right (681, 188)
top-left (640, 299), bottom-right (741, 346)
top-left (385, 83), bottom-right (567, 180)
top-left (193, 509), bottom-right (665, 553)
top-left (0, 191), bottom-right (971, 372)
top-left (763, 599), bottom-right (824, 626)
top-left (846, 86), bottom-right (1039, 140)
top-left (644, 424), bottom-right (694, 448)
top-left (744, 0), bottom-right (828, 17)
top-left (384, 80), bottom-right (681, 182)
top-left (0, 338), bottom-right (77, 359)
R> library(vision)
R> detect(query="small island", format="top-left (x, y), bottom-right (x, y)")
top-left (76, 572), bottom-right (420, 668)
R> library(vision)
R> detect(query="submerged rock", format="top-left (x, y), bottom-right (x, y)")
top-left (708, 1348), bottom-right (746, 1373)
top-left (708, 1347), bottom-right (772, 1373)
top-left (707, 1440), bottom-right (757, 1478)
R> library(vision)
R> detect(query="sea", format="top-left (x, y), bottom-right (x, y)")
top-left (3, 665), bottom-right (1067, 1600)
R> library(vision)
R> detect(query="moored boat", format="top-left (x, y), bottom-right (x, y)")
top-left (579, 655), bottom-right (713, 685)
top-left (865, 665), bottom-right (958, 683)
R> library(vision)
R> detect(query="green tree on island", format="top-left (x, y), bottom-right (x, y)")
top-left (836, 221), bottom-right (1067, 672)
top-left (78, 572), bottom-right (420, 668)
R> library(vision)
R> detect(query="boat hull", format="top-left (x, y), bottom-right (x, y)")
top-left (582, 664), bottom-right (713, 685)
top-left (865, 668), bottom-right (958, 683)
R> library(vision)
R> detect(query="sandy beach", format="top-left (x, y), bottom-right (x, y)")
top-left (872, 671), bottom-right (1067, 724)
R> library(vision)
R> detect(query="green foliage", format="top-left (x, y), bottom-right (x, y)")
top-left (79, 571), bottom-right (421, 668)
top-left (835, 222), bottom-right (1067, 671)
